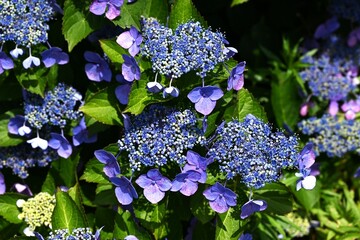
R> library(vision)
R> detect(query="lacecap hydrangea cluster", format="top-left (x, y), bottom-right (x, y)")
top-left (207, 114), bottom-right (299, 189)
top-left (299, 54), bottom-right (358, 102)
top-left (118, 105), bottom-right (206, 171)
top-left (298, 114), bottom-right (360, 157)
top-left (0, 0), bottom-right (54, 46)
top-left (0, 143), bottom-right (58, 179)
top-left (141, 18), bottom-right (230, 78)
top-left (41, 228), bottom-right (99, 240)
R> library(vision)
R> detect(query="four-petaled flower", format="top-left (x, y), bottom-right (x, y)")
top-left (27, 135), bottom-right (48, 150)
top-left (0, 52), bottom-right (14, 74)
top-left (183, 150), bottom-right (208, 183)
top-left (295, 143), bottom-right (317, 191)
top-left (203, 182), bottom-right (237, 213)
top-left (48, 133), bottom-right (73, 158)
top-left (341, 100), bottom-right (360, 120)
top-left (90, 0), bottom-right (124, 20)
top-left (41, 47), bottom-right (69, 68)
top-left (135, 169), bottom-right (172, 204)
top-left (94, 149), bottom-right (121, 178)
top-left (117, 26), bottom-right (143, 57)
top-left (122, 54), bottom-right (141, 82)
top-left (171, 170), bottom-right (201, 196)
top-left (84, 51), bottom-right (112, 82)
top-left (110, 176), bottom-right (138, 205)
top-left (187, 86), bottom-right (224, 115)
top-left (240, 199), bottom-right (267, 219)
top-left (227, 61), bottom-right (246, 91)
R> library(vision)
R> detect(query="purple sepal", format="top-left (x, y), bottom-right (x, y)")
top-left (116, 26), bottom-right (142, 57)
top-left (240, 199), bottom-right (267, 219)
top-left (171, 171), bottom-right (201, 196)
top-left (188, 86), bottom-right (223, 115)
top-left (0, 172), bottom-right (5, 195)
top-left (110, 176), bottom-right (138, 205)
top-left (183, 150), bottom-right (208, 183)
top-left (84, 51), bottom-right (112, 82)
top-left (314, 17), bottom-right (340, 39)
top-left (41, 47), bottom-right (69, 68)
top-left (0, 52), bottom-right (15, 74)
top-left (22, 55), bottom-right (41, 69)
top-left (227, 61), bottom-right (246, 91)
top-left (121, 54), bottom-right (140, 82)
top-left (48, 133), bottom-right (73, 158)
top-left (203, 182), bottom-right (237, 213)
top-left (94, 149), bottom-right (121, 178)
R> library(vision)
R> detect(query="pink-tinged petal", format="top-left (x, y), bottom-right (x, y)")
top-left (345, 110), bottom-right (356, 120)
top-left (116, 31), bottom-right (134, 49)
top-left (144, 184), bottom-right (165, 204)
top-left (89, 1), bottom-right (107, 15)
top-left (180, 181), bottom-right (198, 196)
top-left (105, 4), bottom-right (120, 20)
top-left (300, 103), bottom-right (309, 116)
top-left (135, 175), bottom-right (152, 188)
top-left (328, 100), bottom-right (339, 116)
top-left (301, 176), bottom-right (316, 190)
top-left (195, 97), bottom-right (216, 116)
top-left (209, 196), bottom-right (229, 213)
top-left (128, 44), bottom-right (140, 57)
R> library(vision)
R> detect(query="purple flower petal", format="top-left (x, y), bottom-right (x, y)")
top-left (117, 31), bottom-right (134, 49)
top-left (48, 133), bottom-right (72, 158)
top-left (187, 87), bottom-right (202, 103)
top-left (156, 177), bottom-right (172, 191)
top-left (135, 175), bottom-right (152, 188)
top-left (0, 172), bottom-right (5, 194)
top-left (0, 52), bottom-right (14, 70)
top-left (115, 84), bottom-right (132, 105)
top-left (328, 100), bottom-right (339, 116)
top-left (94, 150), bottom-right (121, 177)
top-left (41, 47), bottom-right (69, 68)
top-left (209, 195), bottom-right (229, 213)
top-left (106, 4), bottom-right (120, 20)
top-left (240, 199), bottom-right (267, 219)
top-left (89, 1), bottom-right (107, 15)
top-left (195, 97), bottom-right (216, 115)
top-left (122, 54), bottom-right (140, 82)
top-left (8, 115), bottom-right (25, 135)
top-left (144, 184), bottom-right (165, 204)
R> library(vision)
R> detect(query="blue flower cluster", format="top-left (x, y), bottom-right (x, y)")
top-left (24, 83), bottom-right (82, 129)
top-left (299, 54), bottom-right (357, 102)
top-left (329, 0), bottom-right (360, 23)
top-left (37, 227), bottom-right (99, 240)
top-left (118, 105), bottom-right (206, 171)
top-left (207, 114), bottom-right (299, 189)
top-left (0, 143), bottom-right (58, 179)
top-left (141, 18), bottom-right (229, 78)
top-left (0, 0), bottom-right (54, 46)
top-left (298, 114), bottom-right (360, 157)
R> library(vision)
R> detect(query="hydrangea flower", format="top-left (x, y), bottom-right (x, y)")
top-left (171, 170), bottom-right (202, 196)
top-left (147, 81), bottom-right (164, 93)
top-left (227, 61), bottom-right (246, 91)
top-left (10, 47), bottom-right (24, 59)
top-left (163, 86), bottom-right (179, 98)
top-left (117, 26), bottom-right (142, 57)
top-left (13, 183), bottom-right (33, 196)
top-left (187, 86), bottom-right (224, 115)
top-left (239, 233), bottom-right (253, 240)
top-left (0, 52), bottom-right (14, 74)
top-left (203, 182), bottom-right (237, 213)
top-left (94, 150), bottom-right (120, 178)
top-left (183, 151), bottom-right (208, 183)
top-left (84, 51), bottom-right (112, 82)
top-left (295, 144), bottom-right (317, 191)
top-left (27, 134), bottom-right (48, 150)
top-left (35, 227), bottom-right (101, 240)
top-left (41, 47), bottom-right (69, 68)
top-left (110, 176), bottom-right (138, 205)
top-left (114, 74), bottom-right (132, 105)
top-left (122, 54), bottom-right (140, 82)
top-left (0, 172), bottom-right (5, 195)
top-left (72, 117), bottom-right (98, 146)
top-left (23, 54), bottom-right (41, 69)
top-left (8, 115), bottom-right (31, 136)
top-left (341, 99), bottom-right (360, 120)
top-left (48, 133), bottom-right (72, 158)
top-left (90, 0), bottom-right (123, 20)
top-left (135, 169), bottom-right (172, 204)
top-left (240, 199), bottom-right (267, 219)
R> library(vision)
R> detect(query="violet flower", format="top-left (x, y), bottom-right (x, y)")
top-left (94, 149), bottom-right (120, 178)
top-left (84, 51), bottom-right (112, 82)
top-left (239, 233), bottom-right (253, 240)
top-left (203, 182), bottom-right (237, 213)
top-left (188, 86), bottom-right (224, 115)
top-left (0, 52), bottom-right (14, 74)
top-left (122, 54), bottom-right (140, 82)
top-left (41, 47), bottom-right (69, 68)
top-left (171, 170), bottom-right (201, 196)
top-left (183, 150), bottom-right (208, 183)
top-left (295, 143), bottom-right (317, 191)
top-left (8, 115), bottom-right (31, 136)
top-left (48, 133), bottom-right (73, 158)
top-left (227, 61), bottom-right (246, 91)
top-left (90, 0), bottom-right (124, 20)
top-left (240, 199), bottom-right (267, 219)
top-left (328, 100), bottom-right (339, 116)
top-left (115, 74), bottom-right (132, 105)
top-left (341, 100), bottom-right (360, 120)
top-left (135, 169), bottom-right (172, 204)
top-left (72, 117), bottom-right (98, 146)
top-left (0, 172), bottom-right (5, 195)
top-left (116, 26), bottom-right (143, 57)
top-left (110, 176), bottom-right (138, 205)
top-left (314, 17), bottom-right (340, 39)
top-left (147, 81), bottom-right (163, 93)
top-left (12, 183), bottom-right (33, 196)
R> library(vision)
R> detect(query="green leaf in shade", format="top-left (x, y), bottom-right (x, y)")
top-left (271, 72), bottom-right (302, 129)
top-left (41, 171), bottom-right (56, 194)
top-left (99, 39), bottom-right (127, 64)
top-left (215, 207), bottom-right (243, 240)
top-left (68, 183), bottom-right (89, 227)
top-left (0, 194), bottom-right (27, 224)
top-left (80, 158), bottom-right (108, 184)
top-left (80, 87), bottom-right (123, 125)
top-left (62, 0), bottom-right (94, 52)
top-left (0, 217), bottom-right (22, 240)
top-left (190, 186), bottom-right (216, 224)
top-left (15, 65), bottom-right (58, 97)
top-left (52, 189), bottom-right (87, 231)
top-left (253, 183), bottom-right (293, 215)
top-left (113, 208), bottom-right (152, 240)
top-left (223, 88), bottom-right (267, 122)
top-left (124, 76), bottom-right (169, 115)
top-left (50, 152), bottom-right (80, 188)
top-left (113, 0), bottom-right (168, 29)
top-left (231, 0), bottom-right (249, 7)
top-left (0, 110), bottom-right (24, 147)
top-left (168, 0), bottom-right (207, 29)
top-left (193, 220), bottom-right (216, 239)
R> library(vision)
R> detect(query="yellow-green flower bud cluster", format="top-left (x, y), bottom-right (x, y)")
top-left (284, 212), bottom-right (310, 237)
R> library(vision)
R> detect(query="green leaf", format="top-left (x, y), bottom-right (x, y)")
top-left (168, 0), bottom-right (207, 29)
top-left (80, 87), bottom-right (123, 125)
top-left (80, 158), bottom-right (108, 184)
top-left (271, 73), bottom-right (301, 129)
top-left (52, 189), bottom-right (87, 231)
top-left (231, 0), bottom-right (249, 7)
top-left (224, 88), bottom-right (267, 122)
top-left (253, 183), bottom-right (293, 215)
top-left (0, 110), bottom-right (24, 147)
top-left (99, 39), bottom-right (127, 64)
top-left (215, 208), bottom-right (243, 240)
top-left (124, 75), bottom-right (169, 115)
top-left (113, 208), bottom-right (152, 240)
top-left (62, 0), bottom-right (94, 52)
top-left (50, 152), bottom-right (80, 188)
top-left (15, 65), bottom-right (58, 97)
top-left (68, 183), bottom-right (89, 227)
top-left (0, 194), bottom-right (26, 224)
top-left (190, 186), bottom-right (216, 224)
top-left (113, 0), bottom-right (168, 29)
